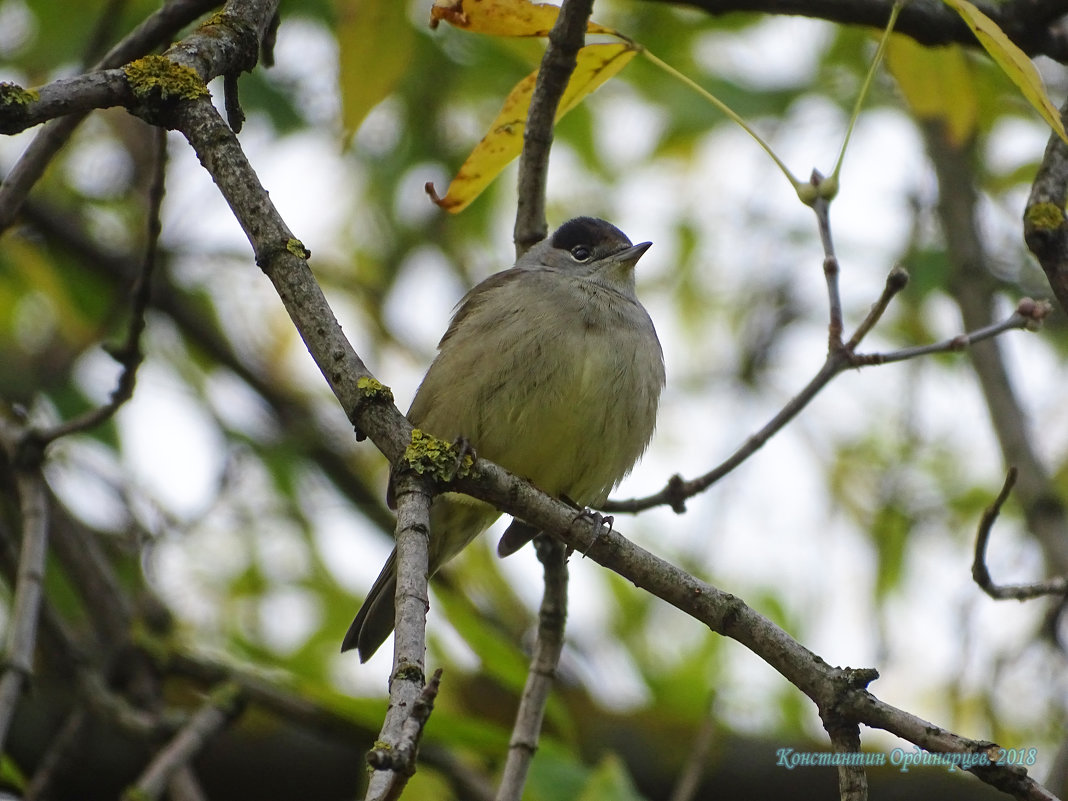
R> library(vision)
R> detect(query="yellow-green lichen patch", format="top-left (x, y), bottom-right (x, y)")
top-left (1025, 202), bottom-right (1065, 231)
top-left (393, 663), bottom-right (425, 683)
top-left (286, 238), bottom-right (311, 259)
top-left (124, 55), bottom-right (208, 102)
top-left (0, 82), bottom-right (38, 107)
top-left (404, 429), bottom-right (475, 484)
top-left (357, 376), bottom-right (394, 404)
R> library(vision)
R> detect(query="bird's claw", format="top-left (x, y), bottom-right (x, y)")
top-left (571, 508), bottom-right (614, 557)
top-left (451, 436), bottom-right (476, 479)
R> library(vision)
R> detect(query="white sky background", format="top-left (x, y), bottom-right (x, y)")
top-left (3, 0), bottom-right (1067, 773)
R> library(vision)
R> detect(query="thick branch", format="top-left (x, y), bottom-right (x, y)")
top-left (650, 0), bottom-right (1068, 61)
top-left (364, 472), bottom-right (434, 801)
top-left (1025, 95), bottom-right (1068, 315)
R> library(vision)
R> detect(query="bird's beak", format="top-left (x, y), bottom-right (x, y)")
top-left (617, 241), bottom-right (652, 267)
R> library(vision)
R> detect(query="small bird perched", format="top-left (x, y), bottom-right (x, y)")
top-left (343, 217), bottom-right (665, 661)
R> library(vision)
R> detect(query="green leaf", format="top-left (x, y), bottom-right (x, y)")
top-left (335, 0), bottom-right (416, 138)
top-left (886, 37), bottom-right (978, 147)
top-left (940, 0), bottom-right (1068, 144)
top-left (576, 753), bottom-right (648, 801)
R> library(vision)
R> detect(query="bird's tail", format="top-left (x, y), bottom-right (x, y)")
top-left (341, 549), bottom-right (397, 662)
top-left (342, 495), bottom-right (500, 662)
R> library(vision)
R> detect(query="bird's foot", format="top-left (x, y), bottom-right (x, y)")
top-left (450, 436), bottom-right (476, 479)
top-left (569, 506), bottom-right (614, 557)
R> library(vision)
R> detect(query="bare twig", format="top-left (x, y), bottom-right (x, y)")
top-left (496, 536), bottom-right (569, 801)
top-left (812, 176), bottom-right (845, 349)
top-left (34, 125), bottom-right (166, 446)
top-left (928, 119), bottom-right (1068, 579)
top-left (973, 468), bottom-right (1068, 600)
top-left (369, 669), bottom-right (443, 779)
top-left (845, 265), bottom-right (909, 351)
top-left (648, 0), bottom-right (1068, 60)
top-left (25, 707), bottom-right (89, 801)
top-left (0, 421), bottom-right (49, 752)
top-left (513, 0), bottom-right (596, 257)
top-left (854, 302), bottom-right (1050, 366)
top-left (48, 3), bottom-right (1059, 799)
top-left (364, 471), bottom-right (434, 801)
top-left (825, 722), bottom-right (869, 801)
top-left (126, 683), bottom-right (243, 800)
top-left (604, 281), bottom-right (1048, 515)
top-left (667, 702), bottom-right (717, 801)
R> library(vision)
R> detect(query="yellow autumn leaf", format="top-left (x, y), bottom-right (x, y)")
top-left (337, 0), bottom-right (416, 138)
top-left (428, 42), bottom-right (639, 213)
top-left (941, 0), bottom-right (1068, 144)
top-left (429, 0), bottom-right (618, 38)
top-left (885, 36), bottom-right (978, 148)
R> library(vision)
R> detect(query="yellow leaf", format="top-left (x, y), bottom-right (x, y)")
top-left (336, 0), bottom-right (416, 138)
top-left (428, 42), bottom-right (639, 213)
top-left (885, 36), bottom-right (978, 148)
top-left (429, 0), bottom-right (617, 37)
top-left (941, 0), bottom-right (1068, 144)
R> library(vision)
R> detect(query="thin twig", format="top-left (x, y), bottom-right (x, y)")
top-left (812, 179), bottom-right (844, 349)
top-left (853, 306), bottom-right (1046, 367)
top-left (604, 295), bottom-right (1050, 515)
top-left (973, 468), bottom-right (1068, 600)
top-left (844, 265), bottom-right (909, 351)
top-left (35, 125), bottom-right (167, 446)
top-left (513, 0), bottom-right (596, 257)
top-left (496, 536), bottom-right (569, 801)
top-left (126, 683), bottom-right (243, 801)
top-left (25, 707), bottom-right (89, 801)
top-left (0, 425), bottom-right (49, 753)
top-left (668, 701), bottom-right (717, 801)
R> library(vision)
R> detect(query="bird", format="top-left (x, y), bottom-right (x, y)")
top-left (342, 217), bottom-right (665, 662)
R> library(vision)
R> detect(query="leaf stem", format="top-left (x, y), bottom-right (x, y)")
top-left (831, 1), bottom-right (903, 181)
top-left (640, 48), bottom-right (802, 188)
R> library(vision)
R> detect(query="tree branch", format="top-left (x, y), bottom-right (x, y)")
top-left (31, 125), bottom-right (165, 447)
top-left (496, 536), bottom-right (569, 801)
top-left (126, 683), bottom-right (243, 801)
top-left (973, 468), bottom-right (1068, 601)
top-left (647, 0), bottom-right (1068, 61)
top-left (604, 280), bottom-right (1045, 515)
top-left (449, 459), bottom-right (1055, 798)
top-left (926, 118), bottom-right (1068, 579)
top-left (49, 2), bottom-right (1058, 798)
top-left (0, 418), bottom-right (49, 753)
top-left (1025, 95), bottom-right (1068, 315)
top-left (513, 0), bottom-right (596, 256)
top-left (364, 472), bottom-right (435, 801)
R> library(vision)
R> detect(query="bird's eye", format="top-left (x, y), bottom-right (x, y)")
top-left (570, 245), bottom-right (591, 262)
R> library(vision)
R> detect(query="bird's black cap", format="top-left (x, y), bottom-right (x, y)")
top-left (551, 217), bottom-right (632, 252)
